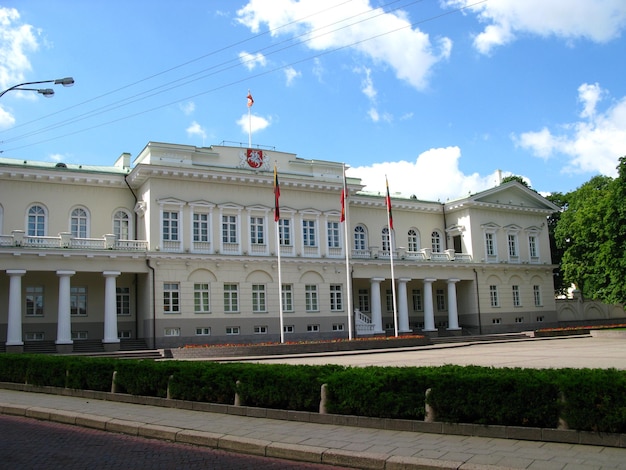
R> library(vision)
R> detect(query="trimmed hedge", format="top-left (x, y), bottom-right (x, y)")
top-left (1, 354), bottom-right (625, 433)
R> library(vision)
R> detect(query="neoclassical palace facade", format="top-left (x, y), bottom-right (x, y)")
top-left (0, 142), bottom-right (560, 352)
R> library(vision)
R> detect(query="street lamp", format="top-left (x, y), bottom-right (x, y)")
top-left (0, 77), bottom-right (75, 99)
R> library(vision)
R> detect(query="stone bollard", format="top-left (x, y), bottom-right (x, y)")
top-left (319, 383), bottom-right (328, 414)
top-left (234, 380), bottom-right (242, 406)
top-left (166, 375), bottom-right (174, 400)
top-left (424, 388), bottom-right (436, 423)
top-left (111, 371), bottom-right (118, 394)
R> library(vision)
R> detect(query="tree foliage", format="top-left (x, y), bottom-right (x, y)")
top-left (555, 156), bottom-right (626, 304)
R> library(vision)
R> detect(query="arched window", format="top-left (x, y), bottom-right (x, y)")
top-left (27, 205), bottom-right (46, 236)
top-left (408, 229), bottom-right (420, 252)
top-left (71, 207), bottom-right (89, 238)
top-left (431, 230), bottom-right (442, 252)
top-left (382, 227), bottom-right (391, 252)
top-left (113, 210), bottom-right (131, 239)
top-left (353, 225), bottom-right (367, 251)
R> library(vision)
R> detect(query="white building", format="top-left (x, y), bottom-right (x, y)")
top-left (0, 142), bottom-right (560, 353)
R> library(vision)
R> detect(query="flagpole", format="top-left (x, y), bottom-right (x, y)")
top-left (386, 175), bottom-right (399, 337)
top-left (247, 90), bottom-right (253, 148)
top-left (342, 164), bottom-right (353, 340)
top-left (274, 162), bottom-right (284, 343)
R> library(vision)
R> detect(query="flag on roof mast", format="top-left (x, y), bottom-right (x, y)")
top-left (385, 176), bottom-right (393, 230)
top-left (340, 168), bottom-right (348, 223)
top-left (273, 164), bottom-right (281, 222)
top-left (247, 91), bottom-right (254, 107)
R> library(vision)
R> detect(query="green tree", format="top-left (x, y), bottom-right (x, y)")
top-left (500, 175), bottom-right (531, 188)
top-left (545, 191), bottom-right (568, 296)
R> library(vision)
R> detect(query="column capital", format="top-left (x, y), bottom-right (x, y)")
top-left (370, 277), bottom-right (385, 283)
top-left (103, 271), bottom-right (121, 277)
top-left (424, 278), bottom-right (437, 283)
top-left (56, 270), bottom-right (76, 277)
top-left (6, 269), bottom-right (26, 276)
top-left (447, 278), bottom-right (460, 284)
top-left (398, 277), bottom-right (411, 283)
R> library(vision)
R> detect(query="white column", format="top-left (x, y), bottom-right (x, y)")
top-left (370, 277), bottom-right (385, 334)
top-left (397, 278), bottom-right (412, 333)
top-left (6, 270), bottom-right (26, 347)
top-left (423, 278), bottom-right (436, 332)
top-left (56, 270), bottom-right (75, 346)
top-left (103, 271), bottom-right (121, 345)
top-left (447, 278), bottom-right (461, 330)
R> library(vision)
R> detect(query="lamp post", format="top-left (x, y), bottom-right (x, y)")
top-left (0, 77), bottom-right (74, 99)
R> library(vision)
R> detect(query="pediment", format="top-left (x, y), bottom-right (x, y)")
top-left (453, 182), bottom-right (560, 212)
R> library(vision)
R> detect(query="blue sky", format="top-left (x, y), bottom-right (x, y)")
top-left (0, 0), bottom-right (625, 201)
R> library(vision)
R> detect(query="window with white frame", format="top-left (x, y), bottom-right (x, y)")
top-left (385, 289), bottom-right (394, 312)
top-left (163, 283), bottom-right (180, 314)
top-left (162, 211), bottom-right (179, 241)
top-left (327, 221), bottom-right (340, 249)
top-left (382, 227), bottom-right (391, 252)
top-left (70, 287), bottom-right (87, 316)
top-left (250, 216), bottom-right (265, 245)
top-left (485, 231), bottom-right (496, 259)
top-left (164, 327), bottom-right (181, 336)
top-left (276, 219), bottom-right (290, 246)
top-left (283, 325), bottom-right (294, 333)
top-left (305, 285), bottom-right (318, 312)
top-left (72, 331), bottom-right (88, 340)
top-left (118, 330), bottom-right (132, 339)
top-left (194, 283), bottom-right (210, 313)
top-left (196, 327), bottom-right (211, 336)
top-left (252, 284), bottom-right (266, 313)
top-left (70, 207), bottom-right (89, 238)
top-left (302, 219), bottom-right (317, 247)
top-left (528, 234), bottom-right (539, 261)
top-left (436, 289), bottom-right (446, 311)
top-left (226, 326), bottom-right (240, 335)
top-left (330, 284), bottom-right (343, 311)
top-left (489, 285), bottom-right (499, 307)
top-left (332, 323), bottom-right (345, 331)
top-left (431, 231), bottom-right (442, 252)
top-left (116, 287), bottom-right (130, 315)
top-left (27, 205), bottom-right (46, 236)
top-left (512, 285), bottom-right (521, 307)
top-left (508, 233), bottom-right (519, 261)
top-left (281, 284), bottom-right (293, 312)
top-left (25, 332), bottom-right (45, 341)
top-left (353, 225), bottom-right (367, 251)
top-left (221, 215), bottom-right (238, 244)
top-left (412, 289), bottom-right (422, 311)
top-left (515, 317), bottom-right (524, 323)
top-left (193, 212), bottom-right (209, 242)
top-left (254, 325), bottom-right (268, 334)
top-left (357, 289), bottom-right (370, 312)
top-left (533, 285), bottom-right (542, 306)
top-left (307, 324), bottom-right (320, 332)
top-left (113, 210), bottom-right (130, 240)
top-left (26, 286), bottom-right (44, 316)
top-left (408, 229), bottom-right (419, 252)
top-left (224, 283), bottom-right (239, 313)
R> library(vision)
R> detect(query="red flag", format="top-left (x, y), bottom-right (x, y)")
top-left (274, 165), bottom-right (280, 222)
top-left (385, 176), bottom-right (393, 230)
top-left (247, 91), bottom-right (254, 108)
top-left (340, 188), bottom-right (346, 222)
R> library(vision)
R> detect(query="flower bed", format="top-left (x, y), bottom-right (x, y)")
top-left (534, 323), bottom-right (626, 337)
top-left (171, 335), bottom-right (430, 359)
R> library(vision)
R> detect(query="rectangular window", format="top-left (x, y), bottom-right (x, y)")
top-left (252, 284), bottom-right (266, 313)
top-left (330, 284), bottom-right (343, 311)
top-left (226, 326), bottom-right (240, 335)
top-left (193, 213), bottom-right (209, 242)
top-left (116, 287), bottom-right (131, 315)
top-left (281, 284), bottom-right (293, 312)
top-left (512, 285), bottom-right (520, 307)
top-left (25, 332), bottom-right (45, 341)
top-left (385, 289), bottom-right (394, 312)
top-left (254, 325), bottom-right (268, 334)
top-left (194, 283), bottom-right (210, 313)
top-left (307, 324), bottom-right (320, 332)
top-left (485, 232), bottom-right (495, 256)
top-left (221, 215), bottom-right (237, 243)
top-left (533, 285), bottom-right (542, 306)
top-left (492, 318), bottom-right (501, 324)
top-left (327, 221), bottom-right (340, 248)
top-left (529, 235), bottom-right (538, 258)
top-left (283, 325), bottom-right (294, 333)
top-left (305, 285), bottom-right (318, 312)
top-left (163, 283), bottom-right (180, 314)
top-left (332, 323), bottom-right (345, 331)
top-left (357, 289), bottom-right (370, 312)
top-left (436, 289), bottom-right (446, 311)
top-left (279, 219), bottom-right (291, 246)
top-left (224, 284), bottom-right (239, 313)
top-left (118, 330), bottom-right (132, 339)
top-left (302, 220), bottom-right (317, 247)
top-left (164, 327), bottom-right (180, 337)
top-left (412, 289), bottom-right (422, 311)
top-left (162, 211), bottom-right (179, 241)
top-left (250, 216), bottom-right (265, 245)
top-left (70, 287), bottom-right (87, 316)
top-left (536, 315), bottom-right (545, 322)
top-left (489, 285), bottom-right (499, 307)
top-left (195, 327), bottom-right (211, 336)
top-left (71, 331), bottom-right (88, 340)
top-left (508, 234), bottom-right (518, 257)
top-left (26, 286), bottom-right (44, 316)
top-left (515, 317), bottom-right (524, 323)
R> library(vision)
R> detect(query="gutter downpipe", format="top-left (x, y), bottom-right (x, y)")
top-left (473, 268), bottom-right (483, 335)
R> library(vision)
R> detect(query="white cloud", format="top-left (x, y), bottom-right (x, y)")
top-left (445, 0), bottom-right (626, 54)
top-left (0, 105), bottom-right (15, 129)
top-left (179, 101), bottom-right (195, 115)
top-left (514, 83), bottom-right (626, 177)
top-left (350, 146), bottom-right (503, 201)
top-left (237, 113), bottom-right (271, 135)
top-left (239, 50), bottom-right (267, 70)
top-left (186, 121), bottom-right (207, 141)
top-left (284, 66), bottom-right (301, 86)
top-left (236, 0), bottom-right (452, 90)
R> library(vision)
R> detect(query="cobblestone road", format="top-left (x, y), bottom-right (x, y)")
top-left (0, 415), bottom-right (349, 470)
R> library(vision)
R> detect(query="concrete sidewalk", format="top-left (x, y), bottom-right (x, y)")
top-left (1, 387), bottom-right (626, 470)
